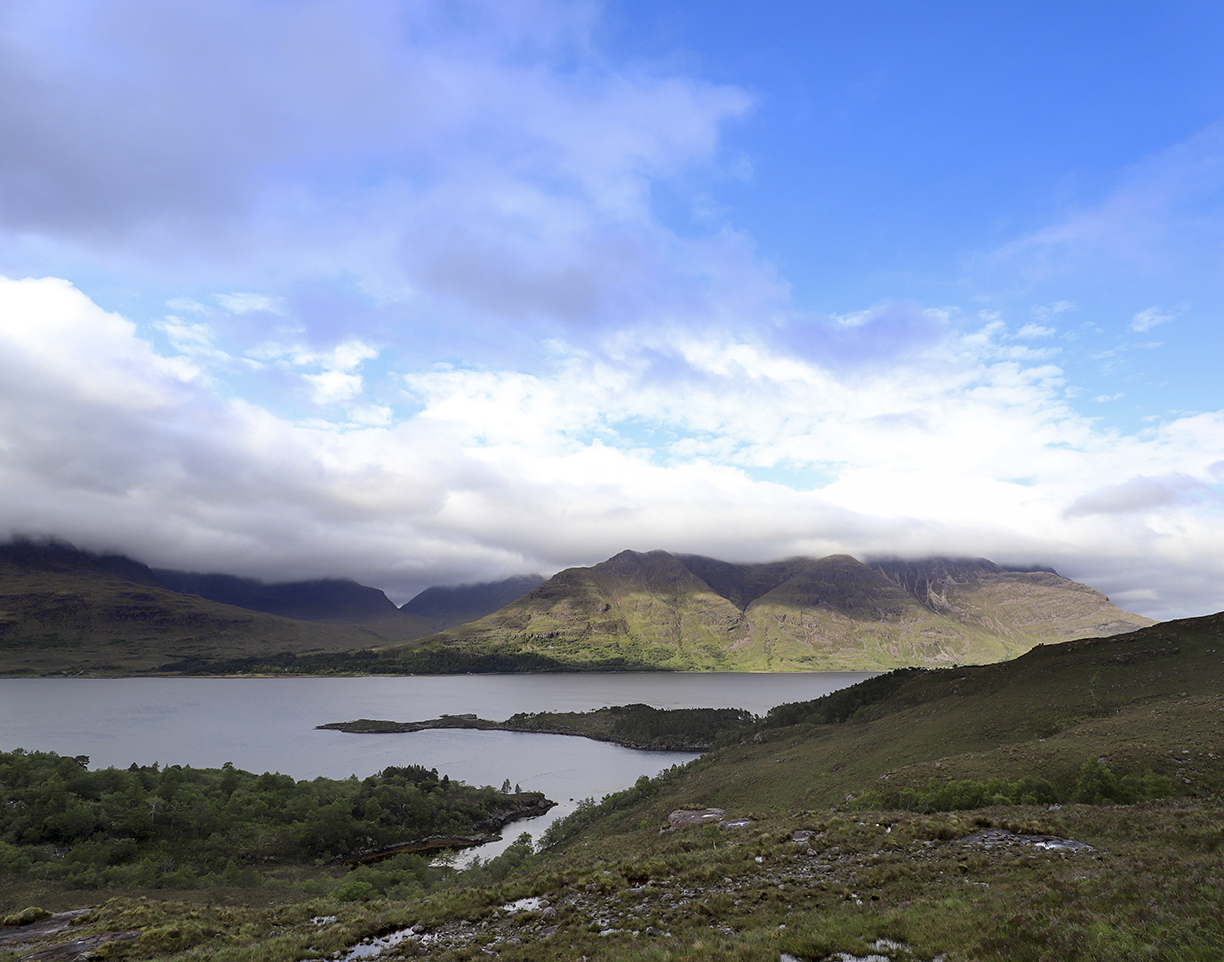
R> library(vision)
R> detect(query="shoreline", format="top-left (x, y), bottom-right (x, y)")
top-left (316, 712), bottom-right (723, 752)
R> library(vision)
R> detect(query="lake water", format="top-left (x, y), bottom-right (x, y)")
top-left (0, 672), bottom-right (872, 857)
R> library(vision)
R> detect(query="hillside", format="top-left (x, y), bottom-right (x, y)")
top-left (384, 550), bottom-right (1153, 672)
top-left (149, 569), bottom-right (402, 623)
top-left (399, 574), bottom-right (544, 634)
top-left (3, 614), bottom-right (1222, 961)
top-left (0, 541), bottom-right (550, 675)
top-left (0, 541), bottom-right (1156, 675)
top-left (0, 542), bottom-right (424, 674)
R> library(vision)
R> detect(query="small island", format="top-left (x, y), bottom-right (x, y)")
top-left (317, 703), bottom-right (756, 752)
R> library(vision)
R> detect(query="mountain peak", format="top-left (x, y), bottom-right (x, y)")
top-left (417, 549), bottom-right (1156, 671)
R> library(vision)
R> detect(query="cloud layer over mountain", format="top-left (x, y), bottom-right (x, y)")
top-left (1, 2), bottom-right (1222, 618)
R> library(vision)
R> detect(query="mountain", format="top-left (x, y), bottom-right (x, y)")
top-left (150, 569), bottom-right (402, 623)
top-left (391, 550), bottom-right (1154, 671)
top-left (867, 556), bottom-right (1146, 643)
top-left (400, 574), bottom-right (544, 633)
top-left (0, 540), bottom-right (425, 674)
top-left (0, 540), bottom-right (1158, 675)
top-left (0, 540), bottom-right (552, 674)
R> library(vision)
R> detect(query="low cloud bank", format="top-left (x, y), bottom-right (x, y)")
top-left (2, 276), bottom-right (1222, 618)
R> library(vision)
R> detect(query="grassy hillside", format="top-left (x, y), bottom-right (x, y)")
top-left (378, 550), bottom-right (1154, 672)
top-left (3, 614), bottom-right (1222, 961)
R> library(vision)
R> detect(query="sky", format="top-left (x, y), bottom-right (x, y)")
top-left (2, 0), bottom-right (1223, 618)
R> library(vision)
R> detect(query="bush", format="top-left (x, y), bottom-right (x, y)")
top-left (333, 878), bottom-right (377, 902)
top-left (866, 762), bottom-right (1176, 814)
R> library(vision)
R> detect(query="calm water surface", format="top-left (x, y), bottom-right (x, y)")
top-left (0, 673), bottom-right (872, 855)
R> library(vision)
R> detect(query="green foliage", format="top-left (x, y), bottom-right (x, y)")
top-left (0, 749), bottom-right (532, 890)
top-left (851, 761), bottom-right (1177, 813)
top-left (332, 878), bottom-right (377, 902)
top-left (506, 703), bottom-right (755, 749)
top-left (2, 906), bottom-right (50, 926)
top-left (763, 667), bottom-right (923, 728)
top-left (459, 832), bottom-right (541, 886)
top-left (1073, 759), bottom-right (1176, 805)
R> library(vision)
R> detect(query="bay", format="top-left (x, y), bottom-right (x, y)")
top-left (0, 672), bottom-right (873, 856)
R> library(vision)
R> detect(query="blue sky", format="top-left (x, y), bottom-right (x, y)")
top-left (1, 0), bottom-right (1223, 617)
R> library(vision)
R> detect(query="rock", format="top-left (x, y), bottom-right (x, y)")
top-left (666, 808), bottom-right (726, 829)
top-left (960, 829), bottom-right (1093, 852)
top-left (15, 930), bottom-right (141, 961)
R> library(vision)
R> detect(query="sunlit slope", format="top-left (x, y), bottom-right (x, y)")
top-left (871, 557), bottom-right (1150, 647)
top-left (406, 550), bottom-right (746, 668)
top-left (579, 612), bottom-right (1224, 821)
top-left (387, 551), bottom-right (1154, 671)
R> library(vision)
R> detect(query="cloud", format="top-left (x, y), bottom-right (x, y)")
top-left (0, 0), bottom-right (756, 344)
top-left (773, 302), bottom-right (950, 367)
top-left (4, 278), bottom-right (1223, 617)
top-left (984, 122), bottom-right (1224, 296)
top-left (1129, 305), bottom-right (1177, 333)
top-left (1014, 323), bottom-right (1056, 339)
top-left (216, 293), bottom-right (285, 315)
top-left (3, 6), bottom-right (1224, 622)
top-left (1064, 474), bottom-right (1212, 517)
top-left (1032, 301), bottom-right (1075, 320)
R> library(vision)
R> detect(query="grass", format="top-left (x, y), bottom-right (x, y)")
top-left (4, 801), bottom-right (1221, 961)
top-left (2, 613), bottom-right (1222, 959)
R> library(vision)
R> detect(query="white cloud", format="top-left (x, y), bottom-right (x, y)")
top-left (1064, 474), bottom-right (1212, 517)
top-left (6, 281), bottom-right (1218, 615)
top-left (165, 297), bottom-right (208, 313)
top-left (1015, 323), bottom-right (1056, 338)
top-left (1129, 306), bottom-right (1177, 333)
top-left (216, 293), bottom-right (285, 315)
top-left (1032, 301), bottom-right (1075, 319)
top-left (0, 1), bottom-right (755, 341)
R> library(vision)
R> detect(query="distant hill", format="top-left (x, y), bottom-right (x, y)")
top-left (0, 540), bottom-right (422, 675)
top-left (400, 575), bottom-right (544, 633)
top-left (0, 539), bottom-right (549, 675)
top-left (387, 550), bottom-right (1154, 672)
top-left (150, 569), bottom-right (402, 623)
top-left (0, 538), bottom-right (163, 586)
top-left (0, 540), bottom-right (1158, 675)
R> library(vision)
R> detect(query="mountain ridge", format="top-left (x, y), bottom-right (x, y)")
top-left (0, 539), bottom-right (541, 674)
top-left (390, 549), bottom-right (1154, 671)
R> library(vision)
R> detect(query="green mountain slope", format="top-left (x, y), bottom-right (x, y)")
top-left (389, 550), bottom-right (1154, 671)
top-left (461, 613), bottom-right (1224, 961)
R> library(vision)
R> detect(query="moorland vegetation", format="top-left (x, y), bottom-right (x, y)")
top-left (2, 612), bottom-right (1223, 960)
